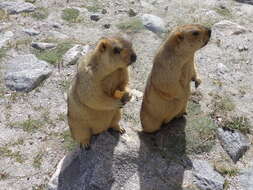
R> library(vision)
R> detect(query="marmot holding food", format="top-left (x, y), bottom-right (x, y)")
top-left (67, 36), bottom-right (137, 149)
top-left (140, 24), bottom-right (211, 133)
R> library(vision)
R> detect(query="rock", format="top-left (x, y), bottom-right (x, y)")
top-left (4, 54), bottom-right (52, 92)
top-left (215, 63), bottom-right (229, 75)
top-left (236, 0), bottom-right (253, 5)
top-left (0, 1), bottom-right (36, 14)
top-left (240, 164), bottom-right (253, 190)
top-left (90, 13), bottom-right (101, 21)
top-left (0, 31), bottom-right (14, 48)
top-left (128, 8), bottom-right (137, 17)
top-left (101, 9), bottom-right (107, 14)
top-left (192, 160), bottom-right (225, 190)
top-left (31, 42), bottom-right (56, 50)
top-left (48, 131), bottom-right (189, 190)
top-left (217, 128), bottom-right (250, 163)
top-left (213, 20), bottom-right (248, 35)
top-left (49, 31), bottom-right (68, 40)
top-left (103, 24), bottom-right (111, 29)
top-left (23, 28), bottom-right (40, 36)
top-left (141, 14), bottom-right (166, 33)
top-left (62, 45), bottom-right (90, 66)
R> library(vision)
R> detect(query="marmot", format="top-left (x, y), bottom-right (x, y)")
top-left (140, 24), bottom-right (211, 133)
top-left (67, 36), bottom-right (137, 149)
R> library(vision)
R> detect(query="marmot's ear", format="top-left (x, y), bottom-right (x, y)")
top-left (175, 32), bottom-right (184, 42)
top-left (97, 39), bottom-right (108, 53)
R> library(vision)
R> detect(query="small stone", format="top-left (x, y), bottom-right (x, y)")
top-left (90, 13), bottom-right (101, 21)
top-left (141, 14), bottom-right (166, 33)
top-left (4, 54), bottom-right (52, 92)
top-left (217, 127), bottom-right (250, 163)
top-left (192, 160), bottom-right (225, 190)
top-left (62, 45), bottom-right (90, 66)
top-left (238, 45), bottom-right (248, 52)
top-left (101, 9), bottom-right (107, 14)
top-left (103, 24), bottom-right (111, 29)
top-left (23, 28), bottom-right (40, 36)
top-left (0, 1), bottom-right (36, 14)
top-left (52, 23), bottom-right (61, 29)
top-left (31, 42), bottom-right (57, 50)
top-left (128, 8), bottom-right (137, 17)
top-left (0, 31), bottom-right (14, 48)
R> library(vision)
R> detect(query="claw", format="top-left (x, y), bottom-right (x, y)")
top-left (119, 128), bottom-right (126, 134)
top-left (80, 143), bottom-right (91, 151)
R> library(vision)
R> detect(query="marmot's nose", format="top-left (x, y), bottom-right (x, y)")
top-left (131, 54), bottom-right (137, 63)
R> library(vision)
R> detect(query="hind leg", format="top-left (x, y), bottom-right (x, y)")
top-left (140, 109), bottom-right (162, 133)
top-left (110, 110), bottom-right (125, 134)
top-left (69, 120), bottom-right (92, 150)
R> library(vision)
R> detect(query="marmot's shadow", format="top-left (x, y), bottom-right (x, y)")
top-left (56, 132), bottom-right (120, 190)
top-left (138, 117), bottom-right (192, 190)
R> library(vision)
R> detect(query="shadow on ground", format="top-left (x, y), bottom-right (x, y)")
top-left (235, 0), bottom-right (253, 5)
top-left (138, 117), bottom-right (192, 190)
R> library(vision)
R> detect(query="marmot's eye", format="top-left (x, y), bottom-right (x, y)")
top-left (113, 47), bottom-right (122, 54)
top-left (192, 31), bottom-right (200, 36)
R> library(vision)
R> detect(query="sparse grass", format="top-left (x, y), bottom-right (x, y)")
top-left (0, 48), bottom-right (7, 60)
top-left (25, 0), bottom-right (36, 3)
top-left (117, 18), bottom-right (145, 32)
top-left (61, 8), bottom-right (80, 23)
top-left (0, 146), bottom-right (25, 163)
top-left (34, 42), bottom-right (73, 65)
top-left (0, 171), bottom-right (9, 180)
top-left (84, 0), bottom-right (101, 12)
top-left (33, 152), bottom-right (43, 169)
top-left (214, 161), bottom-right (240, 177)
top-left (223, 116), bottom-right (251, 134)
top-left (12, 38), bottom-right (32, 50)
top-left (224, 180), bottom-right (230, 190)
top-left (10, 117), bottom-right (43, 133)
top-left (212, 95), bottom-right (235, 113)
top-left (10, 138), bottom-right (25, 146)
top-left (58, 113), bottom-right (66, 122)
top-left (32, 184), bottom-right (47, 190)
top-left (0, 9), bottom-right (9, 21)
top-left (213, 7), bottom-right (233, 18)
top-left (61, 130), bottom-right (77, 151)
top-left (30, 7), bottom-right (49, 20)
top-left (59, 79), bottom-right (71, 91)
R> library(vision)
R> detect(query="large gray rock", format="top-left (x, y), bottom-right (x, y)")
top-left (0, 31), bottom-right (14, 48)
top-left (217, 128), bottom-right (250, 163)
top-left (141, 14), bottom-right (166, 33)
top-left (48, 130), bottom-right (188, 190)
top-left (4, 54), bottom-right (52, 92)
top-left (240, 164), bottom-right (253, 190)
top-left (192, 160), bottom-right (225, 190)
top-left (0, 1), bottom-right (36, 14)
top-left (62, 45), bottom-right (90, 66)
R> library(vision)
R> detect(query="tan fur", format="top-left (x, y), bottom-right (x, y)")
top-left (67, 36), bottom-right (136, 148)
top-left (140, 24), bottom-right (211, 133)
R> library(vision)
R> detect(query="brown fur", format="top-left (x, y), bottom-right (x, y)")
top-left (140, 24), bottom-right (211, 133)
top-left (67, 36), bottom-right (136, 148)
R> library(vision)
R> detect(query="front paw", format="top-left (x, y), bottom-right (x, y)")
top-left (121, 92), bottom-right (132, 105)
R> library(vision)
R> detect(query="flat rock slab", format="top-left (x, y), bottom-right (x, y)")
top-left (48, 131), bottom-right (187, 190)
top-left (217, 128), bottom-right (250, 163)
top-left (0, 31), bottom-right (14, 49)
top-left (192, 160), bottom-right (224, 190)
top-left (141, 14), bottom-right (166, 33)
top-left (4, 54), bottom-right (52, 92)
top-left (0, 1), bottom-right (36, 14)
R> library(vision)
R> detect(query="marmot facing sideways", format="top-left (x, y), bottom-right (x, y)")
top-left (140, 24), bottom-right (211, 133)
top-left (67, 36), bottom-right (137, 149)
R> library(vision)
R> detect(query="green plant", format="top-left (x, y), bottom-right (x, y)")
top-left (10, 118), bottom-right (44, 133)
top-left (117, 18), bottom-right (144, 32)
top-left (31, 7), bottom-right (49, 20)
top-left (224, 116), bottom-right (251, 134)
top-left (33, 152), bottom-right (43, 169)
top-left (0, 48), bottom-right (7, 60)
top-left (61, 130), bottom-right (77, 151)
top-left (0, 171), bottom-right (9, 180)
top-left (62, 8), bottom-right (80, 22)
top-left (0, 146), bottom-right (25, 163)
top-left (34, 42), bottom-right (73, 65)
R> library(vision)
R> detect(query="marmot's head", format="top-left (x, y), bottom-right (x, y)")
top-left (95, 36), bottom-right (137, 71)
top-left (168, 24), bottom-right (211, 52)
